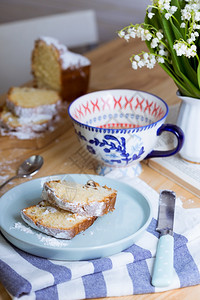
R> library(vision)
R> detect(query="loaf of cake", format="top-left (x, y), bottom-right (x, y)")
top-left (31, 36), bottom-right (91, 102)
top-left (6, 86), bottom-right (62, 118)
top-left (42, 179), bottom-right (117, 216)
top-left (21, 200), bottom-right (97, 239)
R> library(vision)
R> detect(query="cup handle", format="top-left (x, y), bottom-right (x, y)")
top-left (145, 123), bottom-right (184, 159)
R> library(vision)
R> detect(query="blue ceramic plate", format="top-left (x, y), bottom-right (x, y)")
top-left (0, 174), bottom-right (152, 260)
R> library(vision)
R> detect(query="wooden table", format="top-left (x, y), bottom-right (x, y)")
top-left (0, 38), bottom-right (199, 300)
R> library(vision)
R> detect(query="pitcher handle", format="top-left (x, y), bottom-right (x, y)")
top-left (145, 124), bottom-right (184, 159)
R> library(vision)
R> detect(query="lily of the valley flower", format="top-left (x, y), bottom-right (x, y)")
top-left (118, 0), bottom-right (200, 98)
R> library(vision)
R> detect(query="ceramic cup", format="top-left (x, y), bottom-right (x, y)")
top-left (68, 89), bottom-right (184, 175)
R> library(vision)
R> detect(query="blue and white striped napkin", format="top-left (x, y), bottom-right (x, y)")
top-left (1, 176), bottom-right (200, 300)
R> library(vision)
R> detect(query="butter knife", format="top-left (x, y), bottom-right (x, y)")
top-left (151, 190), bottom-right (176, 287)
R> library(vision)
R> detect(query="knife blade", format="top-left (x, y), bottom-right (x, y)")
top-left (151, 190), bottom-right (176, 287)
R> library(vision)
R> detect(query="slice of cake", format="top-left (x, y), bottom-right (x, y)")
top-left (31, 36), bottom-right (91, 102)
top-left (42, 179), bottom-right (117, 216)
top-left (6, 87), bottom-right (62, 118)
top-left (0, 105), bottom-right (58, 139)
top-left (21, 200), bottom-right (97, 239)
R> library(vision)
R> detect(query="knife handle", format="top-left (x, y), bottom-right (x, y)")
top-left (151, 234), bottom-right (174, 287)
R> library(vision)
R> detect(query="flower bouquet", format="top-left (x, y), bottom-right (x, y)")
top-left (118, 0), bottom-right (200, 99)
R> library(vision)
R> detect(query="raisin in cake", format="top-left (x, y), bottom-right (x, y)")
top-left (31, 36), bottom-right (91, 102)
top-left (21, 200), bottom-right (97, 239)
top-left (6, 86), bottom-right (62, 118)
top-left (42, 179), bottom-right (117, 216)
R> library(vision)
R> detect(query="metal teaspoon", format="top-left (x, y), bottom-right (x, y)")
top-left (0, 155), bottom-right (44, 190)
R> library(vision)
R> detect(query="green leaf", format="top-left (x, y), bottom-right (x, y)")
top-left (169, 18), bottom-right (183, 40)
top-left (169, 19), bottom-right (198, 85)
top-left (197, 62), bottom-right (200, 89)
top-left (171, 0), bottom-right (183, 24)
top-left (160, 17), bottom-right (179, 69)
top-left (159, 63), bottom-right (200, 98)
top-left (161, 16), bottom-right (199, 91)
top-left (145, 7), bottom-right (162, 31)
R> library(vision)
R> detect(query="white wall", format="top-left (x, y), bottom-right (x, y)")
top-left (0, 0), bottom-right (150, 43)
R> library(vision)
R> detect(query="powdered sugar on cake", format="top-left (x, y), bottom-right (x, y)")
top-left (6, 98), bottom-right (62, 118)
top-left (11, 221), bottom-right (69, 247)
top-left (0, 112), bottom-right (62, 139)
top-left (40, 36), bottom-right (91, 69)
top-left (40, 36), bottom-right (68, 53)
top-left (42, 180), bottom-right (117, 216)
